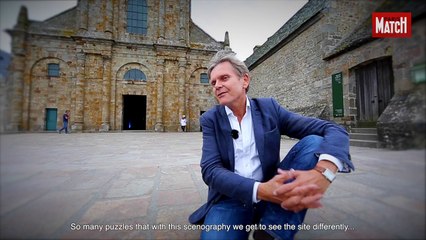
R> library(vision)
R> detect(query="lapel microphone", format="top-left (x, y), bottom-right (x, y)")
top-left (231, 129), bottom-right (239, 139)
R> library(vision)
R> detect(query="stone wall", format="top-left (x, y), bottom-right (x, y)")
top-left (247, 0), bottom-right (425, 149)
top-left (0, 50), bottom-right (11, 132)
top-left (324, 17), bottom-right (426, 149)
top-left (5, 0), bottom-right (223, 132)
top-left (377, 88), bottom-right (426, 149)
top-left (248, 0), bottom-right (381, 117)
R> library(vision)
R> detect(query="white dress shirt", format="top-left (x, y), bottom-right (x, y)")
top-left (225, 100), bottom-right (263, 203)
top-left (225, 98), bottom-right (343, 203)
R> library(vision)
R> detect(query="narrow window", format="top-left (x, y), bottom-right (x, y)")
top-left (127, 0), bottom-right (148, 35)
top-left (48, 63), bottom-right (60, 77)
top-left (200, 73), bottom-right (209, 84)
top-left (124, 69), bottom-right (147, 81)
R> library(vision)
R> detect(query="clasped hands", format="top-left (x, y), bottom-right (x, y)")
top-left (257, 168), bottom-right (331, 213)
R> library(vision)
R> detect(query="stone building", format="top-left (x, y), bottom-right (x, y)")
top-left (246, 0), bottom-right (425, 149)
top-left (4, 0), bottom-right (225, 132)
top-left (0, 50), bottom-right (11, 132)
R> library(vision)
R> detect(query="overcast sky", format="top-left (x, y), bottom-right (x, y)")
top-left (0, 0), bottom-right (307, 60)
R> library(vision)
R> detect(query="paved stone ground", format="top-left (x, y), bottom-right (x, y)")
top-left (0, 132), bottom-right (424, 239)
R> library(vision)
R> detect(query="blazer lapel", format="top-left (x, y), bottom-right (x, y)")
top-left (217, 105), bottom-right (235, 171)
top-left (250, 99), bottom-right (266, 173)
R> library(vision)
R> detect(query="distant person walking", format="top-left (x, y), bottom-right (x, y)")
top-left (58, 110), bottom-right (70, 134)
top-left (180, 115), bottom-right (187, 132)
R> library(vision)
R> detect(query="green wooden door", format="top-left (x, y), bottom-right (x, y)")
top-left (46, 108), bottom-right (57, 131)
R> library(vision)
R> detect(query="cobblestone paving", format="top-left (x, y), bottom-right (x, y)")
top-left (0, 132), bottom-right (424, 239)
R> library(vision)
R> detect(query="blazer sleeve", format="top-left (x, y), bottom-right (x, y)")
top-left (269, 98), bottom-right (354, 171)
top-left (200, 113), bottom-right (256, 205)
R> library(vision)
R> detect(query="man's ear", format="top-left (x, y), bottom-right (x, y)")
top-left (242, 73), bottom-right (250, 90)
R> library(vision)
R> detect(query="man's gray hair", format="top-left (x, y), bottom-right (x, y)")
top-left (207, 50), bottom-right (250, 80)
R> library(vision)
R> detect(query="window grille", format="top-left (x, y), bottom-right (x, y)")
top-left (48, 63), bottom-right (60, 77)
top-left (200, 73), bottom-right (209, 84)
top-left (124, 69), bottom-right (147, 81)
top-left (127, 0), bottom-right (148, 34)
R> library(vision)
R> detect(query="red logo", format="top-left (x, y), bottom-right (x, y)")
top-left (372, 12), bottom-right (412, 38)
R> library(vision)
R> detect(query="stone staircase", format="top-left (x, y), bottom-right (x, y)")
top-left (349, 128), bottom-right (379, 148)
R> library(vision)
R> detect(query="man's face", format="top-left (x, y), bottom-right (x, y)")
top-left (209, 61), bottom-right (249, 106)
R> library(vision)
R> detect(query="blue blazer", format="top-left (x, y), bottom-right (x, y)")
top-left (188, 98), bottom-right (353, 224)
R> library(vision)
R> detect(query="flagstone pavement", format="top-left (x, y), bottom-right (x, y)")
top-left (0, 132), bottom-right (424, 239)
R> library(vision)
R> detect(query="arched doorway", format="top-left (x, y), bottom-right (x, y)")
top-left (122, 95), bottom-right (147, 130)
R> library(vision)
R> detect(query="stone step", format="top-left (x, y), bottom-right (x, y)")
top-left (350, 139), bottom-right (379, 148)
top-left (350, 132), bottom-right (378, 141)
top-left (349, 128), bottom-right (379, 148)
top-left (350, 128), bottom-right (377, 134)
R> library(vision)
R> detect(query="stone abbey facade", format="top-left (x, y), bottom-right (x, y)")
top-left (246, 0), bottom-right (425, 149)
top-left (4, 0), bottom-right (225, 132)
top-left (4, 0), bottom-right (425, 149)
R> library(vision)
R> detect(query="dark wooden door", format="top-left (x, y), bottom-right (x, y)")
top-left (356, 58), bottom-right (394, 123)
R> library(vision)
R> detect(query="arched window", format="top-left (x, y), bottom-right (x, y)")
top-left (200, 73), bottom-right (209, 84)
top-left (124, 69), bottom-right (147, 81)
top-left (127, 0), bottom-right (148, 35)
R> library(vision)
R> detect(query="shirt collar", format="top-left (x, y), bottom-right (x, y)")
top-left (225, 97), bottom-right (250, 116)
